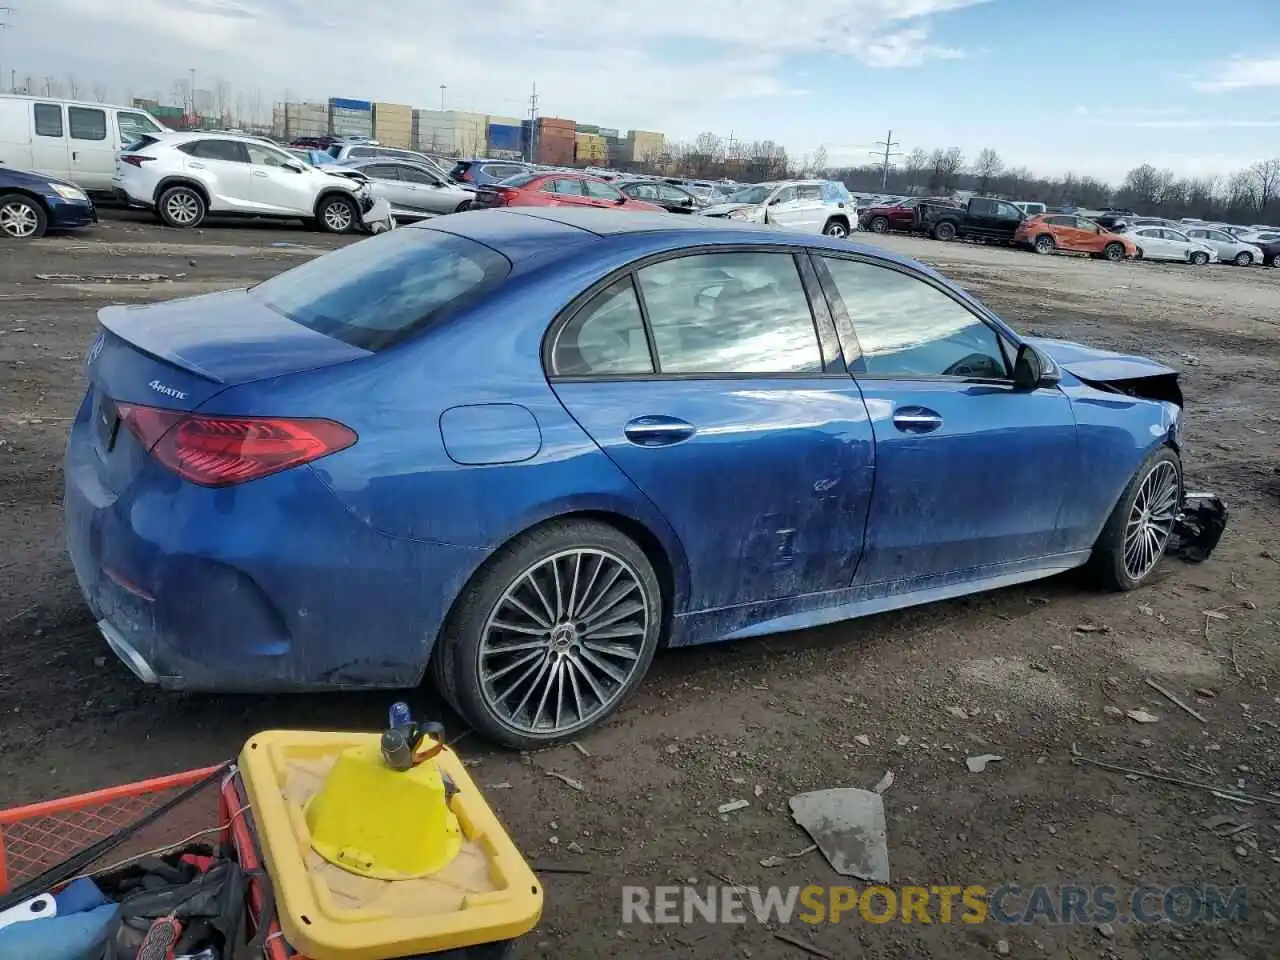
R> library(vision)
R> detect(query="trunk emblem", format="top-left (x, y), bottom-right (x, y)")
top-left (148, 380), bottom-right (188, 400)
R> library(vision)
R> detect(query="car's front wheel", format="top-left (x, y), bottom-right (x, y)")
top-left (1234, 251), bottom-right (1253, 266)
top-left (1102, 242), bottom-right (1125, 262)
top-left (1190, 251), bottom-right (1210, 266)
top-left (1089, 447), bottom-right (1182, 591)
top-left (433, 519), bottom-right (663, 748)
top-left (822, 217), bottom-right (850, 238)
top-left (157, 185), bottom-right (206, 229)
top-left (317, 194), bottom-right (359, 234)
top-left (1033, 234), bottom-right (1056, 255)
top-left (869, 216), bottom-right (889, 233)
top-left (0, 194), bottom-right (47, 239)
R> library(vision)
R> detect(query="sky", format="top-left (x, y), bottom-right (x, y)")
top-left (6, 0), bottom-right (1280, 184)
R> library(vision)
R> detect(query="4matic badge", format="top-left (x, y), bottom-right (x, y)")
top-left (148, 380), bottom-right (188, 400)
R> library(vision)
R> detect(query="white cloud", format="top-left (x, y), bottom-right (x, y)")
top-left (1192, 55), bottom-right (1280, 92)
top-left (13, 0), bottom-right (986, 139)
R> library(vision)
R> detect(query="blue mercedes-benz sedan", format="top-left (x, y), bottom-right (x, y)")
top-left (1, 166), bottom-right (98, 239)
top-left (65, 208), bottom-right (1216, 747)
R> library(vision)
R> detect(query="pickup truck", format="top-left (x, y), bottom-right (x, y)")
top-left (916, 197), bottom-right (1026, 243)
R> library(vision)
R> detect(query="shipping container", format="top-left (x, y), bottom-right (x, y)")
top-left (373, 101), bottom-right (413, 148)
top-left (537, 116), bottom-right (576, 132)
top-left (487, 122), bottom-right (523, 154)
top-left (575, 133), bottom-right (608, 164)
top-left (625, 129), bottom-right (665, 164)
top-left (598, 127), bottom-right (620, 139)
top-left (575, 123), bottom-right (599, 135)
top-left (535, 131), bottom-right (575, 166)
top-left (329, 97), bottom-right (372, 111)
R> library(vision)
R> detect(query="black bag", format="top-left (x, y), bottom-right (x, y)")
top-left (86, 845), bottom-right (270, 960)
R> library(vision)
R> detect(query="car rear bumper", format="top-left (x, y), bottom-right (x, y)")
top-left (64, 395), bottom-right (487, 692)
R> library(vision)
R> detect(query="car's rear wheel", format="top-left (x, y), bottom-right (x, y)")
top-left (1089, 447), bottom-right (1182, 591)
top-left (157, 185), bottom-right (206, 229)
top-left (454, 199), bottom-right (473, 213)
top-left (1033, 234), bottom-right (1056, 255)
top-left (823, 217), bottom-right (850, 238)
top-left (0, 194), bottom-right (47, 239)
top-left (869, 216), bottom-right (889, 233)
top-left (318, 194), bottom-right (359, 233)
top-left (1271, 253), bottom-right (1280, 268)
top-left (1103, 242), bottom-right (1125, 262)
top-left (1190, 251), bottom-right (1210, 265)
top-left (1234, 251), bottom-right (1253, 266)
top-left (432, 519), bottom-right (663, 749)
top-left (933, 221), bottom-right (957, 241)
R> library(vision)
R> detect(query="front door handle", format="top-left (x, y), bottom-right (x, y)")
top-left (253, 170), bottom-right (269, 177)
top-left (188, 162), bottom-right (206, 169)
top-left (624, 416), bottom-right (695, 447)
top-left (892, 407), bottom-right (943, 434)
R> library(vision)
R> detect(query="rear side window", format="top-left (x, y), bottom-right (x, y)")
top-left (349, 147), bottom-right (375, 158)
top-left (546, 179), bottom-right (584, 196)
top-left (34, 103), bottom-right (63, 137)
top-left (797, 185), bottom-right (823, 201)
top-left (500, 173), bottom-right (539, 188)
top-left (251, 228), bottom-right (511, 351)
top-left (552, 278), bottom-right (654, 376)
top-left (181, 139), bottom-right (248, 162)
top-left (583, 180), bottom-right (622, 200)
top-left (68, 107), bottom-right (107, 141)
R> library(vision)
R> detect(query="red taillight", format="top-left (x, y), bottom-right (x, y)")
top-left (120, 155), bottom-right (154, 168)
top-left (461, 170), bottom-right (473, 181)
top-left (116, 403), bottom-right (356, 487)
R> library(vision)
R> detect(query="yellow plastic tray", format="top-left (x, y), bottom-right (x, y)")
top-left (238, 730), bottom-right (542, 960)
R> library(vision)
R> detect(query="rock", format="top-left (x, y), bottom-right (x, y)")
top-left (1234, 845), bottom-right (1249, 858)
top-left (1196, 688), bottom-right (1216, 698)
top-left (996, 940), bottom-right (1011, 955)
top-left (1097, 922), bottom-right (1114, 938)
top-left (944, 706), bottom-right (970, 720)
top-left (896, 734), bottom-right (911, 746)
top-left (1126, 709), bottom-right (1160, 724)
top-left (966, 754), bottom-right (1003, 773)
top-left (1103, 705), bottom-right (1125, 719)
top-left (665, 743), bottom-right (679, 755)
top-left (718, 799), bottom-right (749, 814)
top-left (872, 771), bottom-right (894, 794)
top-left (854, 734), bottom-right (871, 747)
top-left (567, 841), bottom-right (584, 854)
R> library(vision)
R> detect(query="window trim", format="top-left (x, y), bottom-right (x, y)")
top-left (543, 243), bottom-right (847, 382)
top-left (810, 250), bottom-right (1019, 384)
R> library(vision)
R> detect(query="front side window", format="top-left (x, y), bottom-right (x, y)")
top-left (995, 201), bottom-right (1023, 219)
top-left (821, 258), bottom-right (1008, 379)
top-left (1074, 218), bottom-right (1100, 232)
top-left (657, 185), bottom-right (689, 203)
top-left (398, 165), bottom-right (439, 185)
top-left (636, 252), bottom-right (823, 376)
top-left (1206, 230), bottom-right (1232, 242)
top-left (33, 103), bottom-right (63, 137)
top-left (68, 107), bottom-right (106, 141)
top-left (771, 186), bottom-right (798, 205)
top-left (625, 182), bottom-right (659, 200)
top-left (969, 198), bottom-right (996, 215)
top-left (247, 143), bottom-right (293, 167)
top-left (252, 227), bottom-right (510, 352)
top-left (548, 179), bottom-right (585, 196)
top-left (1045, 215), bottom-right (1074, 226)
top-left (552, 278), bottom-right (654, 376)
top-left (117, 112), bottom-right (161, 143)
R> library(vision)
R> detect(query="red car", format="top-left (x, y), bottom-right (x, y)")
top-left (472, 172), bottom-right (664, 213)
top-left (858, 196), bottom-right (960, 234)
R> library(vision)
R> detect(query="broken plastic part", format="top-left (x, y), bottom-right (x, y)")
top-left (1169, 494), bottom-right (1228, 564)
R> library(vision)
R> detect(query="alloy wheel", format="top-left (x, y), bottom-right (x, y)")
top-left (165, 192), bottom-right (201, 226)
top-left (1123, 461), bottom-right (1179, 581)
top-left (825, 222), bottom-right (849, 238)
top-left (1035, 236), bottom-right (1054, 254)
top-left (0, 200), bottom-right (39, 238)
top-left (478, 548), bottom-right (650, 737)
top-left (323, 200), bottom-right (353, 232)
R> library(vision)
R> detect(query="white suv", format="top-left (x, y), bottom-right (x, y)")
top-left (115, 132), bottom-right (374, 232)
top-left (699, 180), bottom-right (856, 237)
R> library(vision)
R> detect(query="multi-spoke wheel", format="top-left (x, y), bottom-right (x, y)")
top-left (1090, 447), bottom-right (1183, 591)
top-left (433, 519), bottom-right (663, 748)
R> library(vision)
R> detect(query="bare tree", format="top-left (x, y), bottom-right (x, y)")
top-left (903, 147), bottom-right (929, 193)
top-left (971, 148), bottom-right (1003, 194)
top-left (214, 79), bottom-right (231, 124)
top-left (810, 145), bottom-right (828, 178)
top-left (65, 74), bottom-right (81, 99)
top-left (1250, 159), bottom-right (1280, 214)
top-left (91, 81), bottom-right (109, 103)
top-left (933, 147), bottom-right (963, 192)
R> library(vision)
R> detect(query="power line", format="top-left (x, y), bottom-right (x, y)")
top-left (527, 81), bottom-right (538, 163)
top-left (871, 129), bottom-right (902, 190)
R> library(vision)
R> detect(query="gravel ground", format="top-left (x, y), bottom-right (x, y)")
top-left (1, 212), bottom-right (1277, 959)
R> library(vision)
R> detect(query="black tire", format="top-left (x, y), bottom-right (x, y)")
top-left (156, 185), bottom-right (206, 229)
top-left (869, 216), bottom-right (889, 234)
top-left (431, 518), bottom-right (664, 749)
top-left (1271, 253), bottom-right (1280, 268)
top-left (1033, 234), bottom-right (1056, 255)
top-left (822, 217), bottom-right (850, 238)
top-left (1134, 247), bottom-right (1144, 261)
top-left (1088, 447), bottom-right (1182, 592)
top-left (317, 193), bottom-right (359, 234)
top-left (0, 193), bottom-right (48, 239)
top-left (933, 221), bottom-right (957, 241)
top-left (454, 199), bottom-right (473, 213)
top-left (1234, 251), bottom-right (1253, 266)
top-left (1189, 251), bottom-right (1210, 266)
top-left (1103, 242), bottom-right (1125, 262)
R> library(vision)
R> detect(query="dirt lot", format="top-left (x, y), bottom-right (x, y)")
top-left (1, 213), bottom-right (1277, 959)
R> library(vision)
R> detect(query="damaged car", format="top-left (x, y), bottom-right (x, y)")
top-left (64, 208), bottom-right (1226, 748)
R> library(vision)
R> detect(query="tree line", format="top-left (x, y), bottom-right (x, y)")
top-left (655, 133), bottom-right (1280, 224)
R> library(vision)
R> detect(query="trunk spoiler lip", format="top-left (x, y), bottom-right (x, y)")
top-left (98, 302), bottom-right (228, 385)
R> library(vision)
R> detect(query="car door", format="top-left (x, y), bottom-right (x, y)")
top-left (65, 105), bottom-right (116, 191)
top-left (397, 163), bottom-right (457, 215)
top-left (350, 162), bottom-right (408, 214)
top-left (764, 185), bottom-right (803, 228)
top-left (793, 183), bottom-right (828, 232)
top-left (181, 139), bottom-right (254, 209)
top-left (1132, 228), bottom-right (1170, 260)
top-left (657, 183), bottom-right (695, 213)
top-left (1069, 217), bottom-right (1107, 252)
top-left (541, 177), bottom-right (593, 208)
top-left (548, 249), bottom-right (875, 612)
top-left (245, 142), bottom-right (318, 214)
top-left (889, 199), bottom-right (919, 230)
top-left (29, 102), bottom-right (71, 182)
top-left (814, 253), bottom-right (1078, 584)
top-left (1041, 215), bottom-right (1077, 249)
top-left (1163, 229), bottom-right (1196, 260)
top-left (1201, 229), bottom-right (1236, 259)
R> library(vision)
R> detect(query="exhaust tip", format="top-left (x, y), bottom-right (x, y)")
top-left (98, 619), bottom-right (159, 684)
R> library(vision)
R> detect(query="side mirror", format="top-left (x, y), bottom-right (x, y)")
top-left (284, 160), bottom-right (305, 173)
top-left (681, 197), bottom-right (694, 207)
top-left (614, 196), bottom-right (627, 205)
top-left (1013, 344), bottom-right (1058, 389)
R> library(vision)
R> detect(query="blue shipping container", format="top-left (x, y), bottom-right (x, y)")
top-left (329, 97), bottom-right (372, 112)
top-left (488, 123), bottom-right (522, 152)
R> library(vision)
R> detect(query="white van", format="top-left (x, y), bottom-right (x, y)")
top-left (1013, 201), bottom-right (1047, 216)
top-left (0, 95), bottom-right (168, 193)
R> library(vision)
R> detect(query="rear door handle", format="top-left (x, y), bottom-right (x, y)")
top-left (188, 162), bottom-right (206, 169)
top-left (892, 407), bottom-right (943, 434)
top-left (252, 170), bottom-right (269, 178)
top-left (624, 416), bottom-right (696, 446)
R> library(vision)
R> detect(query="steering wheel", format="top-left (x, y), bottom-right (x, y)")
top-left (942, 353), bottom-right (1001, 378)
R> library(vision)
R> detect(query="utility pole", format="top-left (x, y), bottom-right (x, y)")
top-left (439, 84), bottom-right (446, 111)
top-left (527, 82), bottom-right (539, 163)
top-left (0, 7), bottom-right (14, 93)
top-left (189, 67), bottom-right (196, 116)
top-left (871, 129), bottom-right (902, 190)
top-left (726, 129), bottom-right (739, 162)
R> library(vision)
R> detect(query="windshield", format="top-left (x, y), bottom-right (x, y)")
top-left (726, 184), bottom-right (771, 204)
top-left (251, 228), bottom-right (511, 351)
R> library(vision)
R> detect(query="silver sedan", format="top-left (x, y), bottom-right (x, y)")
top-left (335, 159), bottom-right (475, 219)
top-left (1181, 226), bottom-right (1264, 266)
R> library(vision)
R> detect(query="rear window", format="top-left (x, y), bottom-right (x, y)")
top-left (500, 173), bottom-right (540, 188)
top-left (250, 228), bottom-right (511, 351)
